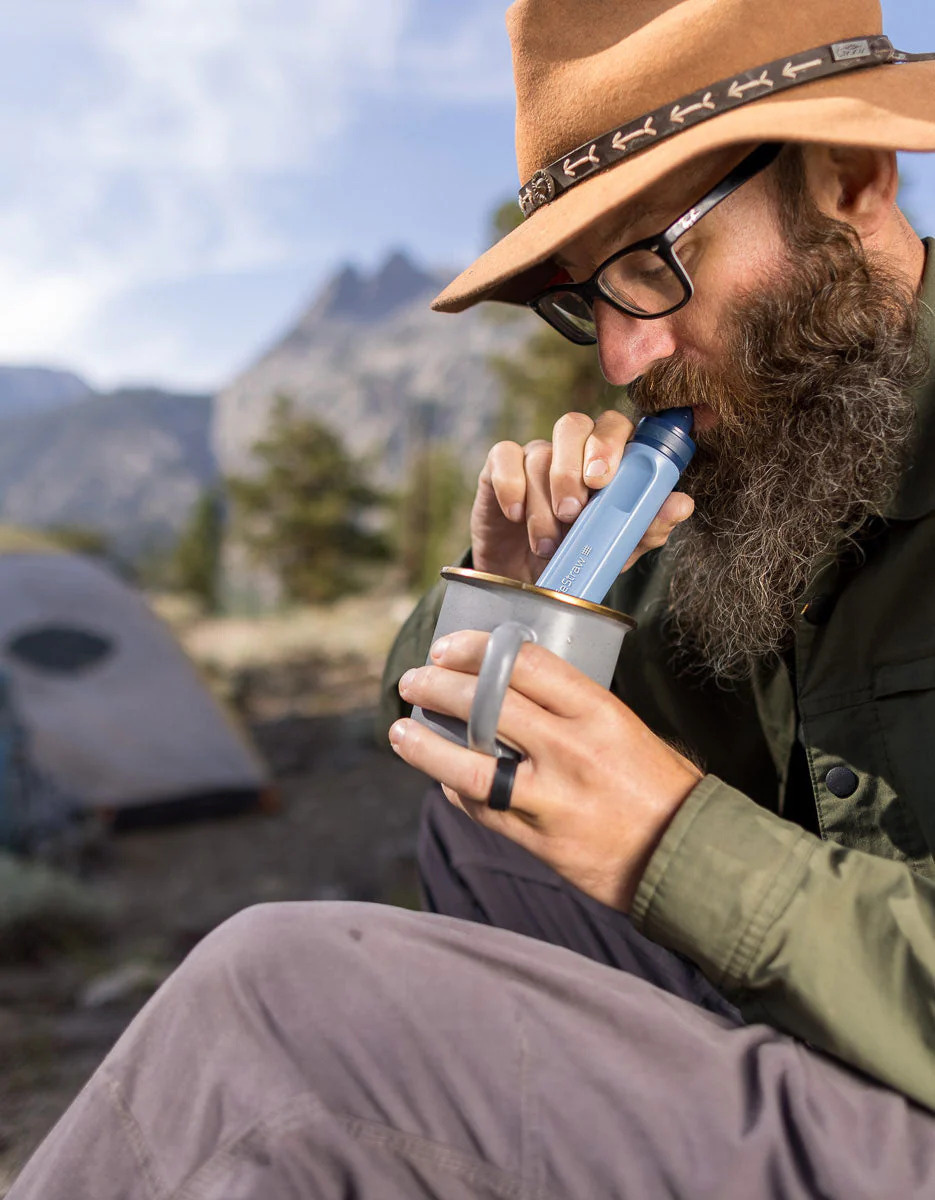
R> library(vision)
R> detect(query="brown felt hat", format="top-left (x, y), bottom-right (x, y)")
top-left (432, 0), bottom-right (935, 314)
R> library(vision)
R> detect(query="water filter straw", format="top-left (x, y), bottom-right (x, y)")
top-left (535, 407), bottom-right (696, 605)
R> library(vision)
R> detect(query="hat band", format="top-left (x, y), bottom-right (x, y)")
top-left (518, 35), bottom-right (935, 217)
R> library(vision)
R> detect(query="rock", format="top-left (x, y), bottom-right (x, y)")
top-left (213, 251), bottom-right (534, 492)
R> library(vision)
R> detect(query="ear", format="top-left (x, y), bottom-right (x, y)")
top-left (800, 145), bottom-right (899, 239)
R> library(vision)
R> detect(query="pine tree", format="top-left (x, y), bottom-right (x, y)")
top-left (171, 489), bottom-right (224, 612)
top-left (396, 429), bottom-right (472, 592)
top-left (227, 398), bottom-right (390, 604)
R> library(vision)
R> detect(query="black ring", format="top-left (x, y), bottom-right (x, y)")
top-left (487, 756), bottom-right (519, 811)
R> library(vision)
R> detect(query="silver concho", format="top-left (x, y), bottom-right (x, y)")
top-left (518, 169), bottom-right (557, 217)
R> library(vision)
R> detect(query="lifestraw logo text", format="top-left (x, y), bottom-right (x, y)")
top-left (559, 545), bottom-right (593, 593)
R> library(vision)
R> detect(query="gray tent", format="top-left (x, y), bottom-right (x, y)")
top-left (0, 546), bottom-right (268, 824)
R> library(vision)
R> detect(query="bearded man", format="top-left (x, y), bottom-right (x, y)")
top-left (11, 2), bottom-right (935, 1198)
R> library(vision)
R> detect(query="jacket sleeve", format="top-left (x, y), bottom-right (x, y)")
top-left (631, 775), bottom-right (935, 1112)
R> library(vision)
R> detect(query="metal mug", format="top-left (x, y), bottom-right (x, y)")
top-left (411, 567), bottom-right (636, 758)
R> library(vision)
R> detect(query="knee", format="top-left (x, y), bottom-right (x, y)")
top-left (177, 901), bottom-right (408, 1004)
top-left (189, 902), bottom-right (357, 974)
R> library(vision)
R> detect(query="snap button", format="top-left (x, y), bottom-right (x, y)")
top-left (801, 594), bottom-right (834, 626)
top-left (825, 766), bottom-right (859, 798)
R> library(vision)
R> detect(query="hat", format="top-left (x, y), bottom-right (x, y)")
top-left (432, 0), bottom-right (935, 313)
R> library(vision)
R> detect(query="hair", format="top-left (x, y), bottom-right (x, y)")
top-left (770, 141), bottom-right (884, 257)
top-left (632, 141), bottom-right (929, 680)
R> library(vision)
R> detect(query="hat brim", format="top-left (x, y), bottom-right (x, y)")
top-left (432, 61), bottom-right (935, 313)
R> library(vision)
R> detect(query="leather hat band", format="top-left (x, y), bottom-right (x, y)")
top-left (518, 35), bottom-right (935, 218)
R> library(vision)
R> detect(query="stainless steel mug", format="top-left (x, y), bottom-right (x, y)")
top-left (411, 567), bottom-right (636, 758)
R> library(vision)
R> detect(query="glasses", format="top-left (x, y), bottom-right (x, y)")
top-left (529, 142), bottom-right (783, 345)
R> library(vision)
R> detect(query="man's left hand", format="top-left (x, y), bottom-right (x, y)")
top-left (390, 630), bottom-right (702, 912)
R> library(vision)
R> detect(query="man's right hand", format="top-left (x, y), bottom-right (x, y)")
top-left (471, 409), bottom-right (694, 583)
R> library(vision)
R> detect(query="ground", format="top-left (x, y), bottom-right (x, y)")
top-left (0, 591), bottom-right (430, 1192)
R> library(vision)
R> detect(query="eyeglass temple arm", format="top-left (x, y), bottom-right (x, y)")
top-left (659, 142), bottom-right (784, 247)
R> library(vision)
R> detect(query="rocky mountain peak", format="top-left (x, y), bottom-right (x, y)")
top-left (302, 249), bottom-right (441, 327)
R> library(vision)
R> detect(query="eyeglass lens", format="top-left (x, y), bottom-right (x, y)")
top-left (538, 247), bottom-right (685, 343)
top-left (536, 290), bottom-right (597, 343)
top-left (600, 248), bottom-right (687, 315)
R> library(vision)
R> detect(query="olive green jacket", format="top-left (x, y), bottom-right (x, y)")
top-left (380, 240), bottom-right (935, 1112)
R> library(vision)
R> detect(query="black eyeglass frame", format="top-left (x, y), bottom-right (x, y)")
top-left (528, 141), bottom-right (783, 345)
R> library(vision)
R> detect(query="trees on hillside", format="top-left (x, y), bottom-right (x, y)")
top-left (396, 442), bottom-right (472, 592)
top-left (227, 398), bottom-right (390, 605)
top-left (171, 489), bottom-right (224, 612)
top-left (171, 195), bottom-right (636, 608)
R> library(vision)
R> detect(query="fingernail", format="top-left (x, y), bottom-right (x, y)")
top-left (398, 669), bottom-right (417, 695)
top-left (584, 458), bottom-right (609, 480)
top-left (536, 537), bottom-right (558, 558)
top-left (389, 721), bottom-right (408, 751)
top-left (508, 503), bottom-right (524, 522)
top-left (431, 637), bottom-right (451, 660)
top-left (557, 497), bottom-right (581, 523)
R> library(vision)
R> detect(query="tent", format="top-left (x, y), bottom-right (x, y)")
top-left (0, 543), bottom-right (269, 827)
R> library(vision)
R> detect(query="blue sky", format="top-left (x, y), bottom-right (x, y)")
top-left (1, 0), bottom-right (934, 392)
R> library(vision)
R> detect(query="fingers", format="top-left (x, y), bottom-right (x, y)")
top-left (479, 439), bottom-right (562, 560)
top-left (388, 716), bottom-right (532, 823)
top-left (481, 441), bottom-right (528, 525)
top-left (549, 409), bottom-right (636, 523)
top-left (581, 409), bottom-right (636, 490)
top-left (549, 412), bottom-right (594, 524)
top-left (423, 633), bottom-right (604, 721)
top-left (621, 490), bottom-right (695, 571)
top-left (397, 660), bottom-right (553, 752)
top-left (476, 409), bottom-right (638, 569)
top-left (523, 440), bottom-right (562, 560)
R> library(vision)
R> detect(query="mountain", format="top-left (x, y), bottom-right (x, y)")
top-left (302, 251), bottom-right (442, 325)
top-left (0, 366), bottom-right (94, 419)
top-left (0, 388), bottom-right (215, 558)
top-left (213, 250), bottom-right (535, 489)
top-left (0, 250), bottom-right (534, 568)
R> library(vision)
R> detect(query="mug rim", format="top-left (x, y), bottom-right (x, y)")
top-left (441, 566), bottom-right (637, 630)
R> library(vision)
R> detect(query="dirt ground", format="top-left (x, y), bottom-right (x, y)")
top-left (0, 593), bottom-right (431, 1192)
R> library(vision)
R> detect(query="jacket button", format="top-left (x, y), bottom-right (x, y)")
top-left (825, 766), bottom-right (859, 798)
top-left (802, 595), bottom-right (834, 625)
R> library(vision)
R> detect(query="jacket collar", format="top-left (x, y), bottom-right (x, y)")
top-left (887, 236), bottom-right (935, 521)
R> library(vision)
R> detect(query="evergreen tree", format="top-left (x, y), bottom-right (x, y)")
top-left (171, 489), bottom-right (224, 612)
top-left (227, 398), bottom-right (389, 604)
top-left (396, 430), bottom-right (472, 592)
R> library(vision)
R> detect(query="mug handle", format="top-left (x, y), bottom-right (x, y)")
top-left (467, 621), bottom-right (537, 757)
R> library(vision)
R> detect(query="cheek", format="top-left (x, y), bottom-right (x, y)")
top-left (680, 222), bottom-right (787, 360)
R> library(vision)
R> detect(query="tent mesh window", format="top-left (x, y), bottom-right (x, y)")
top-left (6, 626), bottom-right (115, 674)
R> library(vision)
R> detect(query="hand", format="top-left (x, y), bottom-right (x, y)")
top-left (390, 631), bottom-right (702, 912)
top-left (471, 409), bottom-right (694, 583)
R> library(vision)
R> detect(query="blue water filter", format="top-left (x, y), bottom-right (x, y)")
top-left (535, 408), bottom-right (696, 605)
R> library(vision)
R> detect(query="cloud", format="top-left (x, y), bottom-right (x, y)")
top-left (0, 0), bottom-right (517, 384)
top-left (397, 5), bottom-right (515, 105)
top-left (77, 0), bottom-right (417, 175)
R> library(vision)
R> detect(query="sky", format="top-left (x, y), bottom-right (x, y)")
top-left (1, 0), bottom-right (934, 393)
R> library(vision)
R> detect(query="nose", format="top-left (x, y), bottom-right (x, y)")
top-left (594, 300), bottom-right (679, 385)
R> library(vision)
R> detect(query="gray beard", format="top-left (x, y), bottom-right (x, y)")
top-left (630, 243), bottom-right (928, 682)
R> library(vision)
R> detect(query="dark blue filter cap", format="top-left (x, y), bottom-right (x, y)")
top-left (632, 406), bottom-right (696, 473)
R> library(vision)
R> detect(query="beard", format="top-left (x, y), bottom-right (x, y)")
top-left (629, 215), bottom-right (928, 682)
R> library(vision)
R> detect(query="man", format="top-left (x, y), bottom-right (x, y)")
top-left (10, 1), bottom-right (935, 1197)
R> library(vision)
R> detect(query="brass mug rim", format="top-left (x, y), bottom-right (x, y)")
top-left (441, 566), bottom-right (637, 631)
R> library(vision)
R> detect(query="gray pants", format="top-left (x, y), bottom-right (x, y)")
top-left (9, 808), bottom-right (935, 1198)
